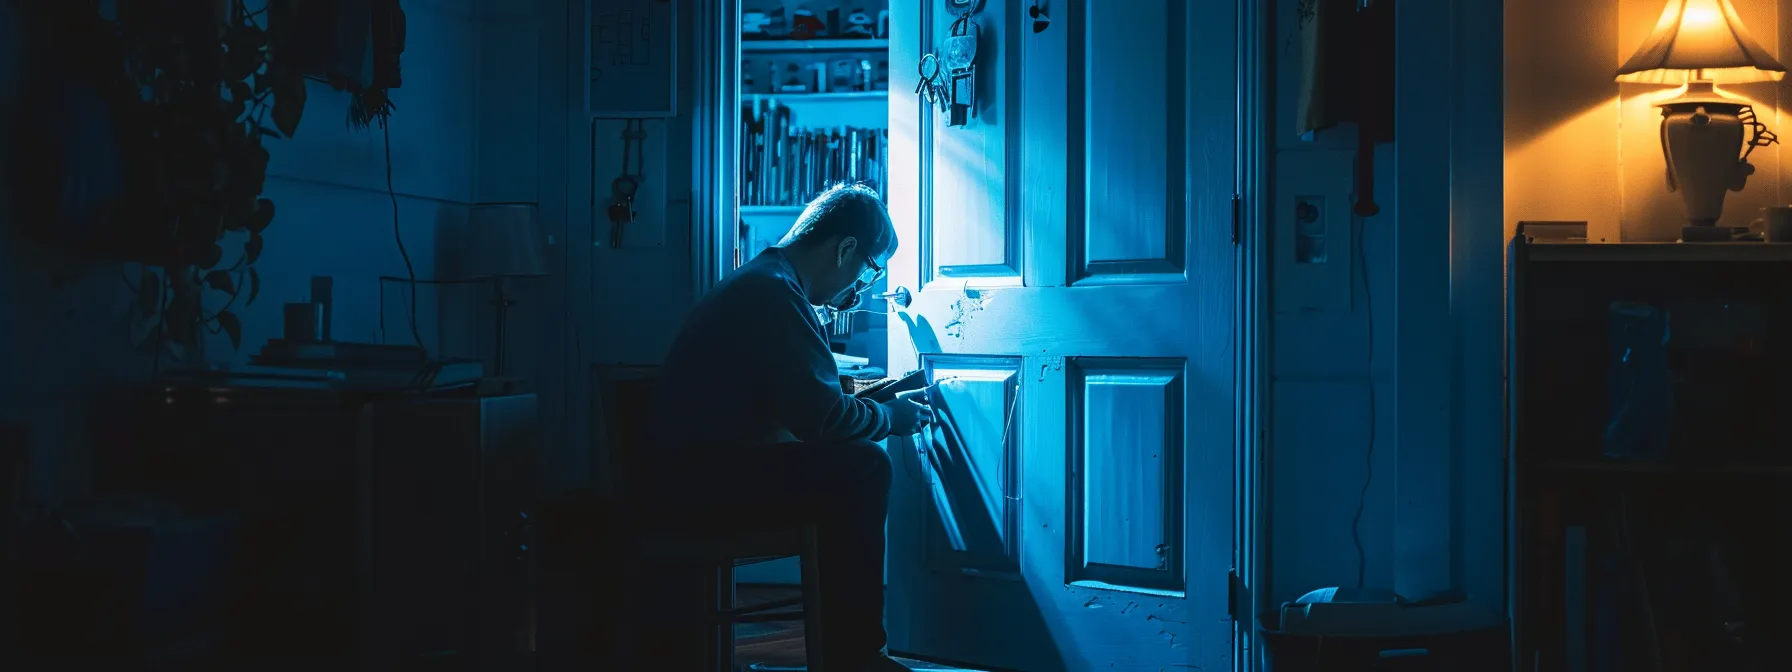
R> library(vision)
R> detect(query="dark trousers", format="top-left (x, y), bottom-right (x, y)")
top-left (643, 439), bottom-right (893, 669)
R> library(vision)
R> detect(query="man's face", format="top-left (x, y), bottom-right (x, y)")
top-left (818, 235), bottom-right (891, 310)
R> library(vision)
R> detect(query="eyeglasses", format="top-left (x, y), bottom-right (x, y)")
top-left (860, 255), bottom-right (886, 284)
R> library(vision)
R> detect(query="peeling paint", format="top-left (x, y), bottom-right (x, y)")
top-left (1082, 596), bottom-right (1104, 609)
top-left (940, 283), bottom-right (988, 338)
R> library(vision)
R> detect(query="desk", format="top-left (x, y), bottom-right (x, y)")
top-left (86, 383), bottom-right (537, 670)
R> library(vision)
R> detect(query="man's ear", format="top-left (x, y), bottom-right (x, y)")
top-left (835, 236), bottom-right (859, 265)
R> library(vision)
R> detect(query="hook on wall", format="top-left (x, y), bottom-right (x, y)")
top-left (1027, 1), bottom-right (1050, 33)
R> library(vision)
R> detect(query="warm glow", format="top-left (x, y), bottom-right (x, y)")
top-left (1681, 5), bottom-right (1718, 27)
top-left (1615, 0), bottom-right (1786, 85)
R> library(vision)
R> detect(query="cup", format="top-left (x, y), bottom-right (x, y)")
top-left (283, 302), bottom-right (324, 342)
top-left (1752, 206), bottom-right (1792, 242)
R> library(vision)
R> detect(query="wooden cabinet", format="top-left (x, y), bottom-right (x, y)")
top-left (1509, 235), bottom-right (1792, 670)
top-left (86, 387), bottom-right (538, 670)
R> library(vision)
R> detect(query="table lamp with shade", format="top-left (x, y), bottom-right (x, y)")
top-left (1617, 0), bottom-right (1784, 241)
top-left (465, 202), bottom-right (548, 377)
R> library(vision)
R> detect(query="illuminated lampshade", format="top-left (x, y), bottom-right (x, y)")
top-left (1616, 0), bottom-right (1786, 85)
top-left (1615, 0), bottom-right (1784, 240)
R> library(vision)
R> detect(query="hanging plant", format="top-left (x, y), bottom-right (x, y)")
top-left (7, 0), bottom-right (309, 357)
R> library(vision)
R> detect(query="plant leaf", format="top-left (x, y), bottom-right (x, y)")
top-left (246, 268), bottom-right (261, 306)
top-left (217, 310), bottom-right (243, 349)
top-left (205, 270), bottom-right (236, 294)
top-left (272, 74), bottom-right (306, 137)
top-left (249, 198), bottom-right (275, 232)
top-left (245, 233), bottom-right (264, 264)
top-left (138, 269), bottom-right (160, 314)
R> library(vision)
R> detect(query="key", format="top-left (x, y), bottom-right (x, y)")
top-left (607, 176), bottom-right (638, 248)
top-left (916, 54), bottom-right (942, 104)
top-left (948, 71), bottom-right (974, 126)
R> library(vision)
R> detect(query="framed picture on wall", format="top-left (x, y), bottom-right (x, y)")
top-left (587, 0), bottom-right (679, 118)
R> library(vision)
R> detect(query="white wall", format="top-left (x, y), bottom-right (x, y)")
top-left (0, 0), bottom-right (496, 506)
top-left (1263, 0), bottom-right (1505, 628)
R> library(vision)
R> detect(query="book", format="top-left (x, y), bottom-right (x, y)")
top-left (853, 369), bottom-right (927, 403)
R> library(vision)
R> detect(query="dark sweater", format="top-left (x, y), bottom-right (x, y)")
top-left (649, 248), bottom-right (891, 456)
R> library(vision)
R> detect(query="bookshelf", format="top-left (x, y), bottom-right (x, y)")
top-left (735, 3), bottom-right (891, 273)
top-left (1509, 231), bottom-right (1792, 670)
top-left (743, 38), bottom-right (889, 53)
top-left (737, 4), bottom-right (890, 216)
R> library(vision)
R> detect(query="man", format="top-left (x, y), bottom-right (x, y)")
top-left (648, 183), bottom-right (931, 672)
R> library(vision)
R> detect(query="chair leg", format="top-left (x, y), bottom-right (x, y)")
top-left (800, 525), bottom-right (827, 672)
top-left (695, 563), bottom-right (735, 672)
top-left (719, 564), bottom-right (738, 672)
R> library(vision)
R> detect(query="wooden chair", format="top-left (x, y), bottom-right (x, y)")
top-left (598, 368), bottom-right (829, 672)
top-left (634, 520), bottom-right (828, 672)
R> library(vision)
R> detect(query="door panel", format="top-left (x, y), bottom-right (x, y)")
top-left (1068, 358), bottom-right (1184, 593)
top-left (922, 356), bottom-right (1023, 576)
top-left (1079, 0), bottom-right (1180, 275)
top-left (925, 0), bottom-right (1019, 280)
top-left (885, 0), bottom-right (1236, 670)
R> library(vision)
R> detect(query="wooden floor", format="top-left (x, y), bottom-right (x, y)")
top-left (732, 586), bottom-right (976, 671)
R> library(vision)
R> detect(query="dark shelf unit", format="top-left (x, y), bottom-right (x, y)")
top-left (1509, 234), bottom-right (1792, 671)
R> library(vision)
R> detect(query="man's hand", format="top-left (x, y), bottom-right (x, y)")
top-left (883, 388), bottom-right (935, 435)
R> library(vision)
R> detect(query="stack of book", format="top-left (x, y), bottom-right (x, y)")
top-left (170, 340), bottom-right (487, 391)
top-left (742, 98), bottom-right (888, 207)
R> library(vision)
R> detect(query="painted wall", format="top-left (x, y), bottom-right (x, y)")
top-left (0, 0), bottom-right (503, 507)
top-left (530, 0), bottom-right (700, 496)
top-left (1266, 0), bottom-right (1403, 606)
top-left (1507, 0), bottom-right (1792, 241)
top-left (1266, 0), bottom-right (1506, 627)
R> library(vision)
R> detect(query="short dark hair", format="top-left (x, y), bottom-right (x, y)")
top-left (777, 183), bottom-right (897, 259)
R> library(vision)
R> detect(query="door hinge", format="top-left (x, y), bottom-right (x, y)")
top-left (1230, 193), bottom-right (1243, 245)
top-left (1227, 568), bottom-right (1250, 622)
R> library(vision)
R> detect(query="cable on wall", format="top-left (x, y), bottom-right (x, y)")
top-left (1348, 187), bottom-right (1375, 591)
top-left (382, 120), bottom-right (425, 355)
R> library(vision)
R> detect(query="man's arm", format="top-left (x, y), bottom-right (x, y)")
top-left (749, 281), bottom-right (893, 443)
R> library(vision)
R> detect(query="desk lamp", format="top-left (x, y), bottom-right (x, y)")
top-left (1617, 0), bottom-right (1785, 241)
top-left (466, 202), bottom-right (548, 376)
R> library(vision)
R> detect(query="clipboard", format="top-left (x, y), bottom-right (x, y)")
top-left (853, 369), bottom-right (929, 403)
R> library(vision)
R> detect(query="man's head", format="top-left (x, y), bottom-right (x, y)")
top-left (775, 183), bottom-right (898, 308)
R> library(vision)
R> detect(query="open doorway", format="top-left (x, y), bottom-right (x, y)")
top-left (732, 4), bottom-right (895, 378)
top-left (721, 1), bottom-right (897, 588)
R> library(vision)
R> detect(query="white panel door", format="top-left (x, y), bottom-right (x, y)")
top-left (883, 1), bottom-right (1238, 670)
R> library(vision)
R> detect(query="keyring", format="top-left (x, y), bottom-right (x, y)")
top-left (917, 54), bottom-right (941, 83)
top-left (611, 176), bottom-right (638, 198)
top-left (944, 0), bottom-right (986, 17)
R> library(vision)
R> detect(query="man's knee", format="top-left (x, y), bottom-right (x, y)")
top-left (837, 439), bottom-right (892, 484)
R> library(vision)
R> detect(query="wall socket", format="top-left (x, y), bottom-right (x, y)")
top-left (1274, 149), bottom-right (1357, 314)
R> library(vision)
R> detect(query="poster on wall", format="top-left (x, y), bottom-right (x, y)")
top-left (588, 0), bottom-right (678, 118)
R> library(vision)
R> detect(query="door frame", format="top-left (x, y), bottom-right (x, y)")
top-left (688, 2), bottom-right (1274, 668)
top-left (688, 0), bottom-right (740, 303)
top-left (1238, 0), bottom-right (1271, 668)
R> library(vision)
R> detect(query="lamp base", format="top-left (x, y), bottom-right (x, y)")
top-left (1651, 81), bottom-right (1758, 240)
top-left (1681, 225), bottom-right (1741, 242)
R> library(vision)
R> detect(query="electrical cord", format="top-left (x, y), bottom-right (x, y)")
top-left (1348, 192), bottom-right (1375, 591)
top-left (382, 121), bottom-right (425, 355)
